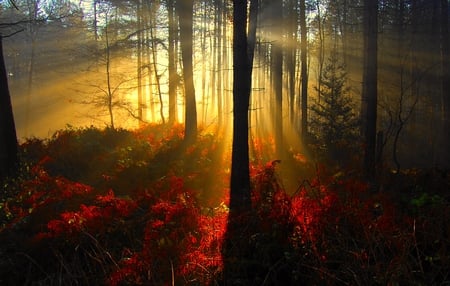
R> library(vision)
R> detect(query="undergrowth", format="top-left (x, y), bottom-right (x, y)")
top-left (0, 124), bottom-right (448, 285)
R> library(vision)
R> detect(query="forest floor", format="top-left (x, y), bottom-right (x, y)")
top-left (0, 123), bottom-right (449, 285)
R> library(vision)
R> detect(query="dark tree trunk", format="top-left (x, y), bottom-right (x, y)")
top-left (229, 0), bottom-right (252, 213)
top-left (223, 0), bottom-right (258, 283)
top-left (0, 36), bottom-right (18, 180)
top-left (177, 0), bottom-right (197, 143)
top-left (214, 0), bottom-right (223, 127)
top-left (168, 0), bottom-right (177, 124)
top-left (272, 0), bottom-right (283, 156)
top-left (361, 0), bottom-right (378, 177)
top-left (441, 0), bottom-right (450, 167)
top-left (287, 0), bottom-right (297, 126)
top-left (300, 0), bottom-right (308, 140)
top-left (137, 0), bottom-right (143, 122)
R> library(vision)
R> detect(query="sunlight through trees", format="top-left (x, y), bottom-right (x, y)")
top-left (1, 1), bottom-right (450, 284)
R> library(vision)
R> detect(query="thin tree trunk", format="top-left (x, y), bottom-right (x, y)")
top-left (149, 18), bottom-right (165, 124)
top-left (300, 0), bottom-right (308, 140)
top-left (201, 1), bottom-right (208, 124)
top-left (178, 0), bottom-right (197, 142)
top-left (137, 0), bottom-right (143, 122)
top-left (272, 0), bottom-right (283, 156)
top-left (287, 0), bottom-right (297, 126)
top-left (441, 0), bottom-right (450, 166)
top-left (168, 0), bottom-right (177, 124)
top-left (362, 0), bottom-right (378, 177)
top-left (0, 36), bottom-right (18, 180)
top-left (222, 5), bottom-right (230, 122)
top-left (93, 0), bottom-right (98, 42)
top-left (211, 0), bottom-right (218, 124)
top-left (216, 0), bottom-right (224, 126)
top-left (104, 18), bottom-right (115, 129)
top-left (315, 2), bottom-right (325, 103)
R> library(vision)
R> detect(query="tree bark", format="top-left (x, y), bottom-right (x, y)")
top-left (223, 1), bottom-right (258, 283)
top-left (168, 0), bottom-right (177, 124)
top-left (300, 0), bottom-right (308, 140)
top-left (441, 0), bottom-right (450, 167)
top-left (361, 0), bottom-right (378, 177)
top-left (287, 0), bottom-right (297, 126)
top-left (177, 0), bottom-right (197, 143)
top-left (229, 0), bottom-right (253, 212)
top-left (272, 0), bottom-right (283, 156)
top-left (137, 0), bottom-right (143, 122)
top-left (0, 36), bottom-right (18, 180)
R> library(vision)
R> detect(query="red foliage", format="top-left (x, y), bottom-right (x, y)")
top-left (40, 189), bottom-right (137, 240)
top-left (2, 126), bottom-right (447, 285)
top-left (0, 158), bottom-right (93, 234)
top-left (106, 176), bottom-right (227, 285)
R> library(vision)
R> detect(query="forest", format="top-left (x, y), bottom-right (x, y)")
top-left (0, 0), bottom-right (449, 285)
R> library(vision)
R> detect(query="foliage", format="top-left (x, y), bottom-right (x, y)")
top-left (310, 52), bottom-right (360, 166)
top-left (0, 124), bottom-right (449, 285)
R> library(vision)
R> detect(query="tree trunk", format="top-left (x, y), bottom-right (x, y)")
top-left (177, 0), bottom-right (197, 143)
top-left (149, 18), bottom-right (165, 124)
top-left (168, 0), bottom-right (177, 124)
top-left (300, 0), bottom-right (308, 140)
top-left (216, 0), bottom-right (223, 127)
top-left (441, 0), bottom-right (450, 167)
top-left (137, 0), bottom-right (143, 122)
top-left (229, 0), bottom-right (253, 213)
top-left (201, 1), bottom-right (208, 124)
top-left (223, 0), bottom-right (258, 283)
top-left (104, 18), bottom-right (115, 130)
top-left (272, 0), bottom-right (283, 157)
top-left (287, 0), bottom-right (297, 126)
top-left (361, 0), bottom-right (378, 177)
top-left (0, 36), bottom-right (18, 180)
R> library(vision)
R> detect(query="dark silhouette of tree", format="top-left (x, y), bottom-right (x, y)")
top-left (148, 8), bottom-right (166, 124)
top-left (136, 0), bottom-right (144, 123)
top-left (0, 35), bottom-right (18, 180)
top-left (300, 0), bottom-right (308, 141)
top-left (167, 0), bottom-right (178, 125)
top-left (311, 51), bottom-right (359, 165)
top-left (361, 0), bottom-right (378, 177)
top-left (222, 0), bottom-right (258, 283)
top-left (272, 0), bottom-right (283, 156)
top-left (229, 0), bottom-right (253, 213)
top-left (286, 0), bottom-right (297, 127)
top-left (177, 0), bottom-right (197, 143)
top-left (441, 0), bottom-right (450, 166)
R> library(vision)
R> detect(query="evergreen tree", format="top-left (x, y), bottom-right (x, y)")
top-left (311, 52), bottom-right (359, 165)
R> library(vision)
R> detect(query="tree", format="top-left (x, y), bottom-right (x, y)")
top-left (286, 0), bottom-right (296, 126)
top-left (229, 0), bottom-right (257, 214)
top-left (361, 0), bottom-right (378, 177)
top-left (167, 0), bottom-right (178, 125)
top-left (272, 0), bottom-right (283, 156)
top-left (0, 35), bottom-right (18, 180)
top-left (223, 0), bottom-right (258, 283)
top-left (441, 0), bottom-right (450, 166)
top-left (310, 51), bottom-right (359, 165)
top-left (177, 0), bottom-right (197, 143)
top-left (300, 0), bottom-right (308, 140)
top-left (148, 5), bottom-right (165, 124)
top-left (79, 6), bottom-right (138, 129)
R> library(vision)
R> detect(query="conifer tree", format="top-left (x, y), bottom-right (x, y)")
top-left (311, 52), bottom-right (359, 164)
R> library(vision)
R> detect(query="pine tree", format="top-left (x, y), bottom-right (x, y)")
top-left (311, 52), bottom-right (359, 165)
